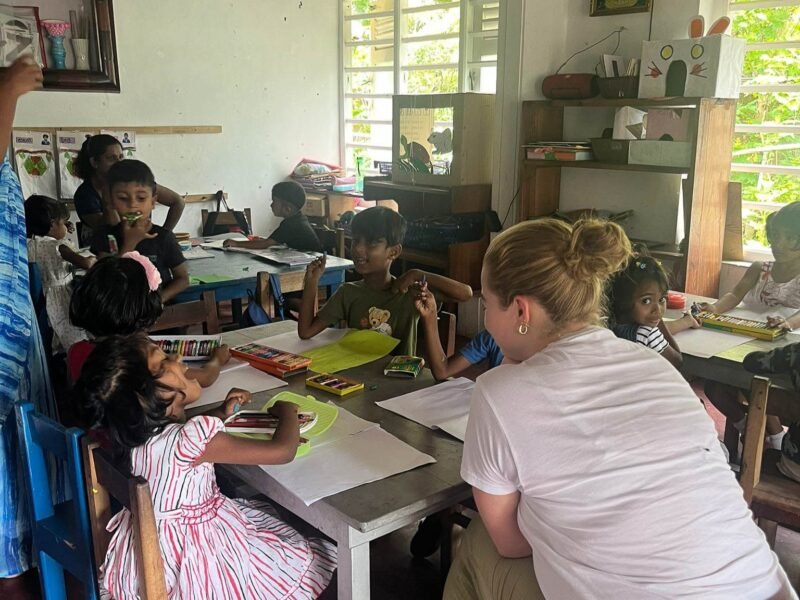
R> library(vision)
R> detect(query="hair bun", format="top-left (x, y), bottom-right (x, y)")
top-left (563, 219), bottom-right (631, 281)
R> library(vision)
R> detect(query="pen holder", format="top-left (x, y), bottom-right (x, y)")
top-left (598, 76), bottom-right (639, 99)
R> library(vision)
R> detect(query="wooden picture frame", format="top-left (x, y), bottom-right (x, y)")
top-left (0, 0), bottom-right (119, 92)
top-left (590, 0), bottom-right (652, 17)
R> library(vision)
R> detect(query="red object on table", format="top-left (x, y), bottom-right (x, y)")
top-left (667, 292), bottom-right (686, 310)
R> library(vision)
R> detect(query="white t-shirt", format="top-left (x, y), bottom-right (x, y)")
top-left (462, 327), bottom-right (795, 600)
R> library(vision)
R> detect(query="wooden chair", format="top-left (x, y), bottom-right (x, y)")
top-left (417, 310), bottom-right (457, 359)
top-left (16, 402), bottom-right (100, 599)
top-left (82, 439), bottom-right (167, 599)
top-left (201, 207), bottom-right (253, 236)
top-left (738, 376), bottom-right (800, 547)
top-left (311, 224), bottom-right (346, 257)
top-left (150, 290), bottom-right (220, 334)
top-left (256, 271), bottom-right (309, 320)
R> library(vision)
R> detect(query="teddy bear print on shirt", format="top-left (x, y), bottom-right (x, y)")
top-left (359, 306), bottom-right (393, 336)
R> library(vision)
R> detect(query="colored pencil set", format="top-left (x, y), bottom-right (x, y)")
top-left (231, 343), bottom-right (312, 378)
top-left (696, 311), bottom-right (786, 341)
top-left (149, 335), bottom-right (222, 361)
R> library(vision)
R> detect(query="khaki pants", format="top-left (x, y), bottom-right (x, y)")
top-left (443, 517), bottom-right (544, 600)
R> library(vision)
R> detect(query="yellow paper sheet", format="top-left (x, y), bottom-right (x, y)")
top-left (301, 329), bottom-right (400, 373)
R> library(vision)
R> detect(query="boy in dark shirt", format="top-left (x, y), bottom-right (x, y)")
top-left (90, 159), bottom-right (188, 302)
top-left (224, 181), bottom-right (321, 252)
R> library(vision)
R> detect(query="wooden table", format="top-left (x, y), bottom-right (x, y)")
top-left (175, 250), bottom-right (352, 320)
top-left (198, 322), bottom-right (471, 600)
top-left (665, 297), bottom-right (798, 392)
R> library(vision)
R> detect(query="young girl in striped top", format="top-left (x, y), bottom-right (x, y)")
top-left (75, 334), bottom-right (336, 599)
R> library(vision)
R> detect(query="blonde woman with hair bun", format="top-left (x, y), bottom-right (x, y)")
top-left (444, 219), bottom-right (795, 600)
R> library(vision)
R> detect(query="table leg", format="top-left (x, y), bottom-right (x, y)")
top-left (338, 541), bottom-right (371, 600)
top-left (231, 298), bottom-right (243, 324)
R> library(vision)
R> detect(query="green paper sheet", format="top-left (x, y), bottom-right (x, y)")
top-left (189, 273), bottom-right (233, 284)
top-left (301, 329), bottom-right (400, 373)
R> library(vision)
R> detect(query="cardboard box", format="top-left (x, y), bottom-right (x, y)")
top-left (628, 141), bottom-right (691, 168)
top-left (639, 34), bottom-right (745, 99)
top-left (645, 109), bottom-right (691, 141)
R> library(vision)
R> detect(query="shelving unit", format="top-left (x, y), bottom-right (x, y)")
top-left (518, 97), bottom-right (737, 296)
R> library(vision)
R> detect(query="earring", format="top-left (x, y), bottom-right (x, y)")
top-left (518, 323), bottom-right (529, 335)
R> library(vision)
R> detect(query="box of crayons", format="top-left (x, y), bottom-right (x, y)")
top-left (697, 311), bottom-right (787, 342)
top-left (231, 342), bottom-right (312, 378)
top-left (149, 335), bottom-right (221, 361)
top-left (383, 355), bottom-right (425, 378)
top-left (305, 373), bottom-right (364, 397)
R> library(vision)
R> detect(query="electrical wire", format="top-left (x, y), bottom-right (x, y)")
top-left (555, 27), bottom-right (624, 75)
top-left (501, 184), bottom-right (522, 228)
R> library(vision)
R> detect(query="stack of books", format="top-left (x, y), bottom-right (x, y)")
top-left (525, 141), bottom-right (593, 161)
top-left (231, 343), bottom-right (312, 378)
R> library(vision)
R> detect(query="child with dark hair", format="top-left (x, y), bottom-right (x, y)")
top-left (74, 333), bottom-right (336, 598)
top-left (224, 180), bottom-right (321, 252)
top-left (68, 254), bottom-right (230, 387)
top-left (89, 159), bottom-right (189, 302)
top-left (702, 201), bottom-right (800, 448)
top-left (24, 194), bottom-right (96, 352)
top-left (74, 134), bottom-right (185, 246)
top-left (607, 252), bottom-right (699, 369)
top-left (299, 206), bottom-right (472, 355)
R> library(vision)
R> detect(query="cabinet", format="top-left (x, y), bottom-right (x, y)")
top-left (518, 97), bottom-right (737, 297)
top-left (302, 192), bottom-right (359, 228)
top-left (363, 177), bottom-right (491, 289)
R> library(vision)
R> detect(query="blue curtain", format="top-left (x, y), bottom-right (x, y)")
top-left (0, 158), bottom-right (56, 577)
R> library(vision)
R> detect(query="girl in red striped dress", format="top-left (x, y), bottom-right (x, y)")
top-left (75, 333), bottom-right (336, 599)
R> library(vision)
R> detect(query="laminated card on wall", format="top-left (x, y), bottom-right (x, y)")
top-left (12, 130), bottom-right (57, 199)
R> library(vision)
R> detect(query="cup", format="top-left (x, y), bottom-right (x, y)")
top-left (71, 38), bottom-right (89, 70)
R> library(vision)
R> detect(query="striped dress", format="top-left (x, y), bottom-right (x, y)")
top-left (100, 416), bottom-right (336, 599)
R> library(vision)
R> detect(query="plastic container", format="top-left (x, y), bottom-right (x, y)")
top-left (598, 76), bottom-right (639, 99)
top-left (667, 292), bottom-right (686, 310)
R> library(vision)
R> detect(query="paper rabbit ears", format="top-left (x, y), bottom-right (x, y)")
top-left (688, 15), bottom-right (731, 38)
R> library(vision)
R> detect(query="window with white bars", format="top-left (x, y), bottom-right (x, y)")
top-left (729, 0), bottom-right (800, 256)
top-left (342, 0), bottom-right (499, 176)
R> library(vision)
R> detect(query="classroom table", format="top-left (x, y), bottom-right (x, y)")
top-left (173, 249), bottom-right (352, 319)
top-left (194, 321), bottom-right (471, 600)
top-left (665, 296), bottom-right (798, 392)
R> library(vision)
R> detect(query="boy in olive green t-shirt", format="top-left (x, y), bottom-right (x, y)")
top-left (298, 206), bottom-right (472, 355)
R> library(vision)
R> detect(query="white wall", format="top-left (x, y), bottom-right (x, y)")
top-left (496, 0), bottom-right (728, 244)
top-left (14, 0), bottom-right (340, 237)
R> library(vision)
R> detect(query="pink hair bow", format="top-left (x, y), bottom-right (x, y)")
top-left (122, 251), bottom-right (162, 292)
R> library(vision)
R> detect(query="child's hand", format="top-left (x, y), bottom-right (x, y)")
top-left (767, 315), bottom-right (793, 331)
top-left (120, 216), bottom-right (156, 249)
top-left (222, 239), bottom-right (239, 248)
top-left (268, 400), bottom-right (299, 419)
top-left (0, 57), bottom-right (43, 99)
top-left (414, 282), bottom-right (437, 320)
top-left (221, 387), bottom-right (251, 417)
top-left (682, 313), bottom-right (701, 329)
top-left (304, 254), bottom-right (326, 286)
top-left (84, 256), bottom-right (98, 270)
top-left (697, 302), bottom-right (715, 313)
top-left (211, 344), bottom-right (231, 365)
top-left (392, 269), bottom-right (421, 294)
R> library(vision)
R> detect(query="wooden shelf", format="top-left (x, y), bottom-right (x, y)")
top-left (523, 160), bottom-right (689, 175)
top-left (400, 248), bottom-right (449, 270)
top-left (518, 97), bottom-right (738, 297)
top-left (550, 97), bottom-right (702, 108)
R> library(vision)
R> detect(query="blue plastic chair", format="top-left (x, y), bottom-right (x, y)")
top-left (16, 402), bottom-right (98, 600)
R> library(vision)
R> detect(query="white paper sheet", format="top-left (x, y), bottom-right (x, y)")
top-left (182, 247), bottom-right (214, 260)
top-left (251, 327), bottom-right (349, 355)
top-left (673, 328), bottom-right (750, 359)
top-left (436, 413), bottom-right (469, 442)
top-left (261, 426), bottom-right (436, 505)
top-left (376, 377), bottom-right (474, 435)
top-left (219, 358), bottom-right (250, 374)
top-left (310, 406), bottom-right (377, 448)
top-left (200, 234), bottom-right (248, 247)
top-left (190, 365), bottom-right (287, 409)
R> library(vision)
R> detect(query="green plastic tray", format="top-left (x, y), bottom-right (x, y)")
top-left (232, 391), bottom-right (338, 458)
